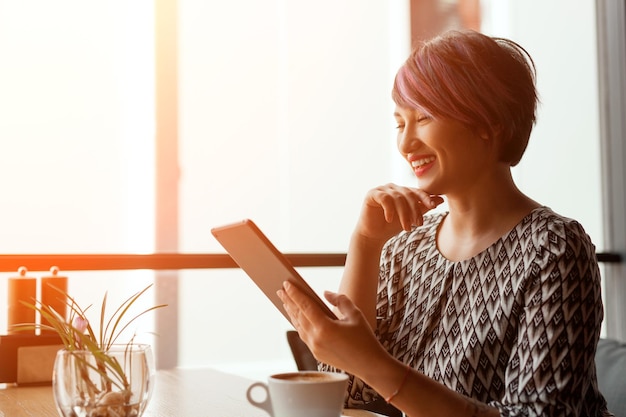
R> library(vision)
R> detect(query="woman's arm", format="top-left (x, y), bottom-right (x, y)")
top-left (337, 232), bottom-right (386, 328)
top-left (363, 353), bottom-right (499, 417)
top-left (489, 219), bottom-right (605, 416)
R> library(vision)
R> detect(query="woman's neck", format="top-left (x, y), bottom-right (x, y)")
top-left (436, 181), bottom-right (540, 262)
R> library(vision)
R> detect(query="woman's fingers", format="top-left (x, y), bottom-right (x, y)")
top-left (324, 291), bottom-right (359, 321)
top-left (278, 282), bottom-right (385, 373)
top-left (357, 183), bottom-right (443, 241)
top-left (369, 184), bottom-right (443, 231)
top-left (278, 281), bottom-right (326, 331)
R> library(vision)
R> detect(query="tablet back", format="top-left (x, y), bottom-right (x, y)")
top-left (211, 219), bottom-right (336, 324)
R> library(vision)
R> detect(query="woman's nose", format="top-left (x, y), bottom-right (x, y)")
top-left (397, 127), bottom-right (419, 154)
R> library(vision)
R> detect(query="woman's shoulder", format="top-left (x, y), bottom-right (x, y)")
top-left (525, 206), bottom-right (589, 234)
top-left (523, 206), bottom-right (596, 254)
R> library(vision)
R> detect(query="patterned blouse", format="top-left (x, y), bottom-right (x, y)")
top-left (324, 207), bottom-right (612, 417)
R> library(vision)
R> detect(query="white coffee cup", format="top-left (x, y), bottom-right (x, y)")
top-left (246, 371), bottom-right (349, 417)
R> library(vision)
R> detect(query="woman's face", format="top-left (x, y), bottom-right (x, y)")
top-left (394, 105), bottom-right (494, 196)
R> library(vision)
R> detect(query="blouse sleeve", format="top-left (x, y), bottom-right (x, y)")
top-left (489, 220), bottom-right (606, 417)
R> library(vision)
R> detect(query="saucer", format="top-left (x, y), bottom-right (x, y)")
top-left (342, 409), bottom-right (387, 417)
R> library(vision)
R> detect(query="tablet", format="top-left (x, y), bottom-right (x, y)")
top-left (211, 219), bottom-right (337, 324)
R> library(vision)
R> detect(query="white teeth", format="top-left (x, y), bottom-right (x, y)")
top-left (411, 156), bottom-right (435, 168)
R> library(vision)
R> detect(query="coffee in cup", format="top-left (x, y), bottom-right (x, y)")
top-left (246, 371), bottom-right (349, 417)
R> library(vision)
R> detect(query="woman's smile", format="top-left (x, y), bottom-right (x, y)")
top-left (409, 155), bottom-right (436, 176)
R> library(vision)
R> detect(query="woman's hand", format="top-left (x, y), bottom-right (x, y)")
top-left (328, 184), bottom-right (443, 328)
top-left (277, 281), bottom-right (388, 374)
top-left (357, 183), bottom-right (444, 243)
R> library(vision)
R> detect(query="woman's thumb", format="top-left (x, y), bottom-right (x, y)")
top-left (324, 291), bottom-right (358, 317)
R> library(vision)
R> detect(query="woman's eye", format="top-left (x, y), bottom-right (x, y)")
top-left (396, 124), bottom-right (405, 130)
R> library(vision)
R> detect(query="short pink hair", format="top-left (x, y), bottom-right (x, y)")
top-left (392, 30), bottom-right (538, 166)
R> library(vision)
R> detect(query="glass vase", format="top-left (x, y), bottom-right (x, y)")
top-left (52, 344), bottom-right (155, 417)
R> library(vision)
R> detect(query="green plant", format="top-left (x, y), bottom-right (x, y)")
top-left (17, 284), bottom-right (166, 416)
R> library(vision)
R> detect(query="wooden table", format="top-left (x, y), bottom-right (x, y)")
top-left (0, 368), bottom-right (383, 417)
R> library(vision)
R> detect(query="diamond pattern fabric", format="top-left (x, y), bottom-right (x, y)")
top-left (323, 207), bottom-right (612, 417)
